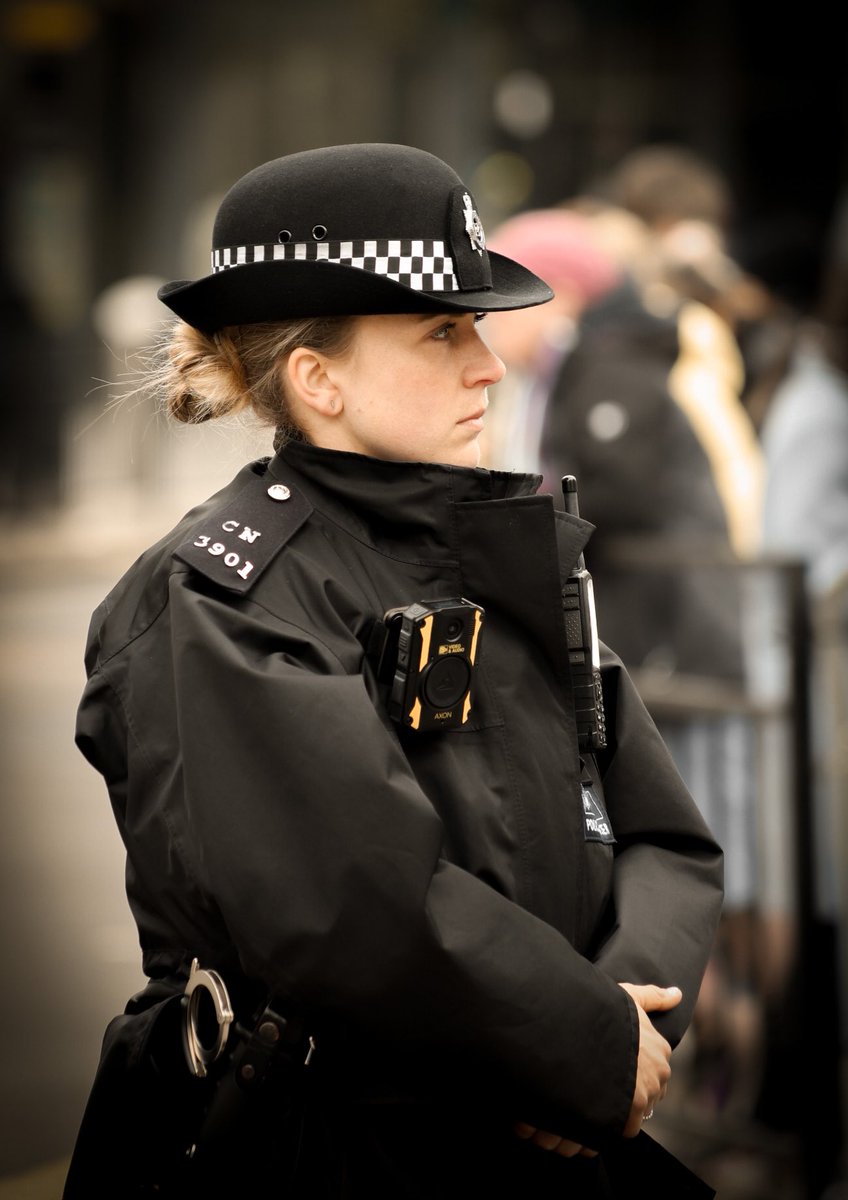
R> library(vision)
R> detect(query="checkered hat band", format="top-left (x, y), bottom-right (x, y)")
top-left (211, 239), bottom-right (459, 292)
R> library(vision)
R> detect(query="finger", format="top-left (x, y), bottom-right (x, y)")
top-left (579, 1148), bottom-right (600, 1158)
top-left (532, 1129), bottom-right (564, 1151)
top-left (619, 982), bottom-right (683, 1012)
top-left (623, 1110), bottom-right (643, 1139)
top-left (513, 1121), bottom-right (536, 1139)
top-left (624, 1099), bottom-right (659, 1138)
top-left (552, 1139), bottom-right (583, 1158)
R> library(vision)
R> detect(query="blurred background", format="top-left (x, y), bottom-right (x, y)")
top-left (1, 0), bottom-right (847, 1196)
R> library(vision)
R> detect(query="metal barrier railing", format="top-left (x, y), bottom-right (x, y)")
top-left (593, 545), bottom-right (844, 1200)
top-left (813, 569), bottom-right (848, 1032)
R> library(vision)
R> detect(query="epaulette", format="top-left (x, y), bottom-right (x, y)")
top-left (174, 471), bottom-right (313, 594)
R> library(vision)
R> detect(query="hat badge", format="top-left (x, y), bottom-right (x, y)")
top-left (462, 193), bottom-right (486, 256)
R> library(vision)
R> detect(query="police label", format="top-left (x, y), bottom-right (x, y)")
top-left (581, 783), bottom-right (616, 845)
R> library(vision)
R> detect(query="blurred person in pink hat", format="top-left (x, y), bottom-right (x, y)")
top-left (483, 209), bottom-right (622, 475)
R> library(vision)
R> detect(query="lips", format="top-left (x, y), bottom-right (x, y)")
top-left (459, 398), bottom-right (488, 427)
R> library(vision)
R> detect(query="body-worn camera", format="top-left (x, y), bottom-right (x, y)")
top-left (378, 598), bottom-right (484, 731)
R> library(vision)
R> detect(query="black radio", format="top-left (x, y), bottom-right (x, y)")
top-left (561, 476), bottom-right (607, 752)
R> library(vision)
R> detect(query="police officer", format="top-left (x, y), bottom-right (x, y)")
top-left (64, 144), bottom-right (722, 1199)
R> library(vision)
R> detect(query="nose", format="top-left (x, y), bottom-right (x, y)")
top-left (465, 326), bottom-right (506, 388)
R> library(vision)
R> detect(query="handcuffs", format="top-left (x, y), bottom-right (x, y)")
top-left (182, 958), bottom-right (234, 1078)
top-left (181, 957), bottom-right (316, 1082)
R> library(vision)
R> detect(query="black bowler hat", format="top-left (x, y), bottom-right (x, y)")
top-left (158, 144), bottom-right (553, 331)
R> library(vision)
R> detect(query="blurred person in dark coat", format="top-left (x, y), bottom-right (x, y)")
top-left (588, 143), bottom-right (805, 434)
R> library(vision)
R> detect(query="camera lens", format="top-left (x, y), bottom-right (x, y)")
top-left (445, 618), bottom-right (463, 642)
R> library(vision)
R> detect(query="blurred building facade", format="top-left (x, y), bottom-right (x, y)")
top-left (1, 0), bottom-right (846, 523)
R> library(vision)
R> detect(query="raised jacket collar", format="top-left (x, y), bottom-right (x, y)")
top-left (269, 440), bottom-right (548, 559)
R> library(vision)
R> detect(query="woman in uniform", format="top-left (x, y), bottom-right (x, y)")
top-left (64, 143), bottom-right (722, 1199)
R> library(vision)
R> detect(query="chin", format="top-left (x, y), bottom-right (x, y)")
top-left (448, 441), bottom-right (483, 470)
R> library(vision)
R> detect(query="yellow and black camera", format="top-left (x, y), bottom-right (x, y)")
top-left (379, 598), bottom-right (484, 731)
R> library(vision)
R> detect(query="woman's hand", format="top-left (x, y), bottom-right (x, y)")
top-left (618, 982), bottom-right (682, 1136)
top-left (513, 1120), bottom-right (598, 1158)
top-left (513, 982), bottom-right (682, 1154)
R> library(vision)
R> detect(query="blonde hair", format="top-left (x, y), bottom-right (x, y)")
top-left (161, 316), bottom-right (357, 442)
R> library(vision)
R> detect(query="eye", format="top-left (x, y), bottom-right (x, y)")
top-left (474, 313), bottom-right (486, 324)
top-left (430, 321), bottom-right (456, 341)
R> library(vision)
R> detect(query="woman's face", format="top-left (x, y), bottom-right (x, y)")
top-left (319, 312), bottom-right (506, 467)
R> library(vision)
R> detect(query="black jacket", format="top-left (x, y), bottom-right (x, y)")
top-left (68, 441), bottom-right (722, 1196)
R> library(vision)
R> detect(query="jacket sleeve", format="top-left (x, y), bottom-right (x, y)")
top-left (592, 645), bottom-right (725, 1046)
top-left (148, 573), bottom-right (639, 1142)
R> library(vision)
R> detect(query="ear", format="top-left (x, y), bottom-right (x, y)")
top-left (285, 347), bottom-right (342, 418)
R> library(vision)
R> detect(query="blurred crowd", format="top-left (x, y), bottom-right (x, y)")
top-left (481, 144), bottom-right (848, 1199)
